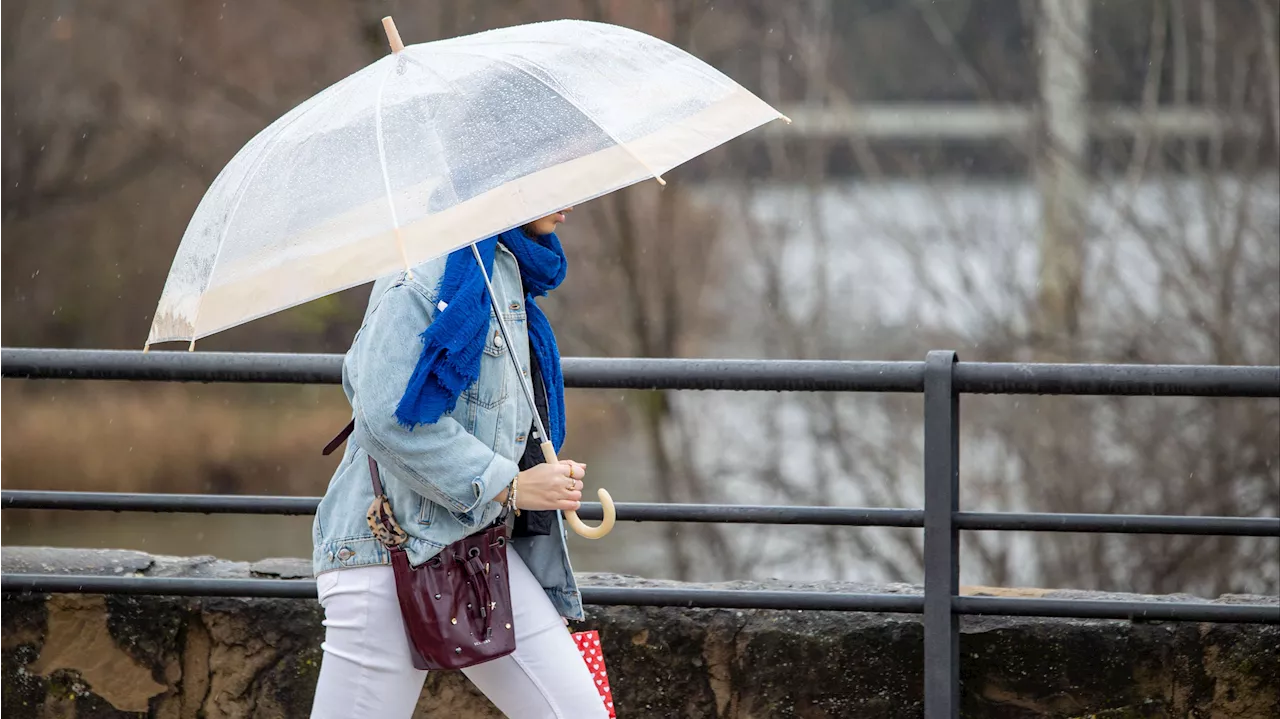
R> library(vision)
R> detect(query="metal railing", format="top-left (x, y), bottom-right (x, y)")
top-left (3, 347), bottom-right (1279, 718)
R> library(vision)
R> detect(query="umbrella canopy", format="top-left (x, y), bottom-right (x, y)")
top-left (147, 19), bottom-right (786, 346)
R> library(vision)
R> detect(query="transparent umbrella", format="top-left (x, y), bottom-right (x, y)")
top-left (147, 17), bottom-right (788, 537)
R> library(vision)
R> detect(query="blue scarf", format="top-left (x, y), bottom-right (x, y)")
top-left (395, 229), bottom-right (568, 452)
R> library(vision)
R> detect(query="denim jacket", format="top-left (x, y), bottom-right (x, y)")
top-left (312, 244), bottom-right (584, 620)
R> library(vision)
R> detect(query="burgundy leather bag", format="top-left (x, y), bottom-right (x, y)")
top-left (325, 422), bottom-right (516, 671)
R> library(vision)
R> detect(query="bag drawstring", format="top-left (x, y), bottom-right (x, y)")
top-left (461, 554), bottom-right (493, 638)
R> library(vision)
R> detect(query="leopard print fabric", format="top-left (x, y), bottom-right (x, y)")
top-left (366, 494), bottom-right (409, 547)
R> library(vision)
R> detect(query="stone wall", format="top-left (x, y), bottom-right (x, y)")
top-left (2, 548), bottom-right (1277, 718)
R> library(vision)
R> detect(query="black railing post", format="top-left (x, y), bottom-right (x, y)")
top-left (923, 350), bottom-right (960, 718)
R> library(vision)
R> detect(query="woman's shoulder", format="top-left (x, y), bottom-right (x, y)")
top-left (402, 255), bottom-right (451, 300)
top-left (366, 256), bottom-right (448, 307)
top-left (359, 259), bottom-right (448, 328)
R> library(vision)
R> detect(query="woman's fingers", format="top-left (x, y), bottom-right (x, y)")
top-left (557, 460), bottom-right (586, 481)
top-left (558, 499), bottom-right (583, 511)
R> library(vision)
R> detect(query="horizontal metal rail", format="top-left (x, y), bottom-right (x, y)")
top-left (1, 349), bottom-right (342, 385)
top-left (2, 490), bottom-right (322, 516)
top-left (0, 574), bottom-right (924, 612)
top-left (952, 596), bottom-right (1280, 624)
top-left (0, 490), bottom-right (920, 527)
top-left (4, 348), bottom-right (1278, 397)
top-left (951, 361), bottom-right (1280, 397)
top-left (952, 511), bottom-right (1280, 537)
top-left (3, 574), bottom-right (1275, 623)
top-left (0, 349), bottom-right (926, 393)
top-left (5, 490), bottom-right (1278, 536)
top-left (5, 347), bottom-right (1280, 719)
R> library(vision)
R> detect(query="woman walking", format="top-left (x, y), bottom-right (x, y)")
top-left (309, 208), bottom-right (608, 718)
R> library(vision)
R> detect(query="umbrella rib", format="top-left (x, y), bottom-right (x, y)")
top-left (430, 47), bottom-right (668, 186)
top-left (373, 57), bottom-right (414, 276)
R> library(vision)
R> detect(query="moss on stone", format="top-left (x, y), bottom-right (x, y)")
top-left (1068, 700), bottom-right (1164, 719)
top-left (2, 550), bottom-right (1277, 718)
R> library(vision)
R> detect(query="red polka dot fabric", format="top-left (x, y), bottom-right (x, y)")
top-left (572, 630), bottom-right (615, 717)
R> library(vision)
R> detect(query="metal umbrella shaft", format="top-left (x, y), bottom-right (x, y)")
top-left (468, 243), bottom-right (615, 539)
top-left (470, 244), bottom-right (550, 444)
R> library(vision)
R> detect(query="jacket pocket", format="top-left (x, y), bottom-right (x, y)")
top-left (416, 495), bottom-right (436, 526)
top-left (466, 323), bottom-right (511, 409)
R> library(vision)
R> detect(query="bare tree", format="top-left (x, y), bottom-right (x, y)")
top-left (638, 0), bottom-right (1278, 596)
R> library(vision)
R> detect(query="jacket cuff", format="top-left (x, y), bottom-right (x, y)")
top-left (451, 452), bottom-right (520, 529)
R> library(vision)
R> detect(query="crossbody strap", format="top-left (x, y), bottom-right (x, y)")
top-left (322, 419), bottom-right (355, 457)
top-left (367, 454), bottom-right (387, 497)
top-left (323, 420), bottom-right (398, 541)
top-left (323, 419), bottom-right (506, 543)
top-left (321, 419), bottom-right (386, 495)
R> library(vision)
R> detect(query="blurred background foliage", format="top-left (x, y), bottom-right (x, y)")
top-left (3, 0), bottom-right (1277, 596)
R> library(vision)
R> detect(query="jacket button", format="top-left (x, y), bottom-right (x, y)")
top-left (493, 333), bottom-right (504, 348)
top-left (337, 547), bottom-right (354, 561)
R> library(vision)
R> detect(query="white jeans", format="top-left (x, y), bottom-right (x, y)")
top-left (310, 551), bottom-right (608, 718)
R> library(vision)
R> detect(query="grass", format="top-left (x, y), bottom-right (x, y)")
top-left (1, 382), bottom-right (628, 497)
top-left (1, 382), bottom-right (351, 496)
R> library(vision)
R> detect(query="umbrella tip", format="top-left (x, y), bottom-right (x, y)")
top-left (655, 175), bottom-right (667, 187)
top-left (779, 114), bottom-right (793, 125)
top-left (382, 16), bottom-right (405, 54)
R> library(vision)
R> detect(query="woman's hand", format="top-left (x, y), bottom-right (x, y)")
top-left (499, 460), bottom-right (586, 511)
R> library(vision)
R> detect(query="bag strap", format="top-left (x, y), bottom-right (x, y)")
top-left (367, 454), bottom-right (387, 497)
top-left (323, 419), bottom-right (384, 495)
top-left (322, 419), bottom-right (355, 456)
top-left (323, 419), bottom-right (506, 539)
top-left (365, 452), bottom-right (401, 543)
top-left (323, 419), bottom-right (396, 537)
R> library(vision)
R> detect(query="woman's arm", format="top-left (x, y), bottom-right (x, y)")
top-left (349, 281), bottom-right (518, 530)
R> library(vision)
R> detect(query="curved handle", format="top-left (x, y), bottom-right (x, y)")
top-left (542, 442), bottom-right (616, 539)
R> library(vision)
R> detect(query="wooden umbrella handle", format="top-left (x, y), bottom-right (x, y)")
top-left (542, 441), bottom-right (616, 539)
top-left (382, 16), bottom-right (405, 53)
